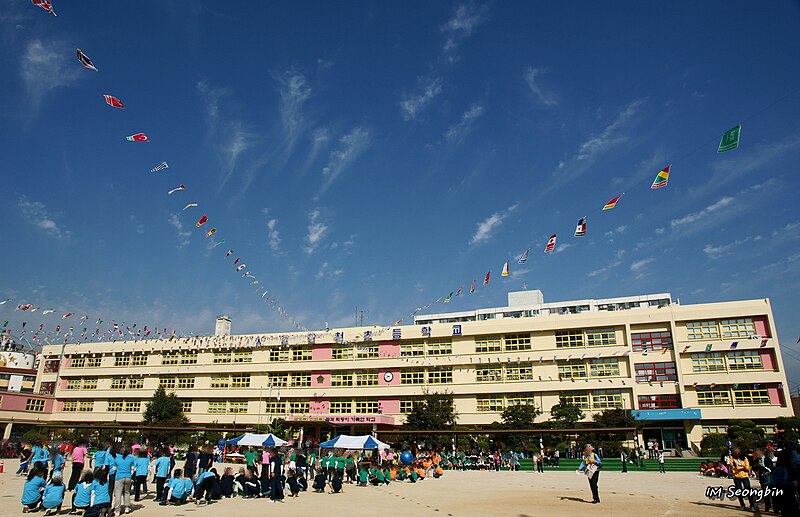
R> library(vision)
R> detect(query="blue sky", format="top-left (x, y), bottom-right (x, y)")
top-left (2, 1), bottom-right (800, 386)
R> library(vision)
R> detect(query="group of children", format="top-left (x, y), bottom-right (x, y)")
top-left (21, 463), bottom-right (110, 516)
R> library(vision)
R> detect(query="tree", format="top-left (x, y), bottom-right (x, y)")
top-left (402, 391), bottom-right (458, 449)
top-left (776, 417), bottom-right (800, 447)
top-left (494, 403), bottom-right (542, 451)
top-left (592, 408), bottom-right (637, 428)
top-left (142, 386), bottom-right (189, 443)
top-left (549, 401), bottom-right (585, 429)
top-left (700, 433), bottom-right (729, 456)
top-left (727, 419), bottom-right (766, 451)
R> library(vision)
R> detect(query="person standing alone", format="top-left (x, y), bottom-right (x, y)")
top-left (578, 444), bottom-right (602, 504)
top-left (68, 439), bottom-right (88, 491)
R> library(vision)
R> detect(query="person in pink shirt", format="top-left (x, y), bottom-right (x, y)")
top-left (261, 449), bottom-right (271, 477)
top-left (68, 439), bottom-right (88, 492)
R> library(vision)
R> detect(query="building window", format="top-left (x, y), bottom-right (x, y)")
top-left (181, 401), bottom-right (193, 413)
top-left (177, 377), bottom-right (195, 389)
top-left (720, 318), bottom-right (755, 338)
top-left (131, 355), bottom-right (147, 367)
top-left (331, 346), bottom-right (354, 360)
top-left (638, 394), bottom-right (681, 409)
top-left (78, 401), bottom-right (94, 412)
top-left (356, 345), bottom-right (379, 359)
top-left (556, 330), bottom-right (584, 348)
top-left (355, 371), bottom-right (378, 386)
top-left (268, 373), bottom-right (288, 388)
top-left (39, 382), bottom-right (56, 395)
top-left (400, 369), bottom-right (425, 385)
top-left (43, 359), bottom-right (60, 373)
top-left (400, 400), bottom-right (419, 414)
top-left (289, 401), bottom-right (310, 414)
top-left (702, 425), bottom-right (728, 435)
top-left (331, 371), bottom-right (354, 387)
top-left (631, 331), bottom-right (673, 351)
top-left (63, 401), bottom-right (78, 412)
top-left (427, 340), bottom-right (452, 355)
top-left (128, 378), bottom-right (144, 390)
top-left (687, 321), bottom-right (720, 340)
top-left (329, 400), bottom-right (352, 414)
top-left (476, 365), bottom-right (503, 382)
top-left (591, 390), bottom-right (623, 409)
top-left (506, 394), bottom-right (537, 406)
top-left (691, 352), bottom-right (725, 372)
top-left (506, 363), bottom-right (534, 381)
top-left (289, 373), bottom-right (311, 387)
top-left (504, 334), bottom-right (532, 351)
top-left (86, 357), bottom-right (102, 368)
top-left (160, 377), bottom-right (176, 389)
top-left (228, 400), bottom-right (248, 414)
top-left (179, 352), bottom-right (198, 365)
top-left (213, 351), bottom-right (232, 364)
top-left (107, 400), bottom-right (124, 413)
top-left (161, 354), bottom-right (179, 365)
top-left (354, 400), bottom-right (379, 414)
top-left (70, 357), bottom-right (86, 368)
top-left (292, 347), bottom-right (312, 362)
top-left (732, 386), bottom-right (770, 405)
top-left (696, 387), bottom-right (732, 406)
top-left (558, 362), bottom-right (587, 379)
top-left (586, 328), bottom-right (617, 346)
top-left (83, 378), bottom-right (98, 390)
top-left (66, 379), bottom-right (82, 390)
top-left (559, 392), bottom-right (590, 409)
top-left (123, 401), bottom-right (141, 412)
top-left (233, 350), bottom-right (253, 363)
top-left (634, 362), bottom-right (678, 383)
top-left (210, 376), bottom-right (230, 389)
top-left (231, 374), bottom-right (250, 388)
top-left (110, 378), bottom-right (128, 390)
top-left (727, 350), bottom-right (763, 371)
top-left (475, 336), bottom-right (502, 353)
top-left (270, 349), bottom-right (291, 362)
top-left (400, 342), bottom-right (424, 357)
top-left (208, 401), bottom-right (227, 414)
top-left (589, 358), bottom-right (620, 377)
top-left (114, 355), bottom-right (131, 367)
top-left (265, 401), bottom-right (286, 413)
top-left (476, 396), bottom-right (505, 412)
top-left (428, 367), bottom-right (453, 384)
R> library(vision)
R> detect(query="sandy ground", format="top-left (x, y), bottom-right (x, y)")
top-left (0, 460), bottom-right (761, 517)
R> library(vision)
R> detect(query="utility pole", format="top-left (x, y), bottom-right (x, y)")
top-left (359, 310), bottom-right (367, 327)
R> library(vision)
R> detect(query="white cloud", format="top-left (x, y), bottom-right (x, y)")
top-left (469, 204), bottom-right (518, 245)
top-left (587, 250), bottom-right (626, 278)
top-left (605, 225), bottom-right (628, 238)
top-left (630, 257), bottom-right (655, 274)
top-left (316, 262), bottom-right (344, 279)
top-left (195, 80), bottom-right (229, 122)
top-left (670, 196), bottom-right (735, 228)
top-left (303, 127), bottom-right (331, 173)
top-left (21, 39), bottom-right (82, 113)
top-left (17, 196), bottom-right (69, 240)
top-left (304, 208), bottom-right (329, 255)
top-left (524, 67), bottom-right (557, 107)
top-left (267, 218), bottom-right (281, 253)
top-left (276, 70), bottom-right (312, 155)
top-left (441, 3), bottom-right (489, 57)
top-left (655, 227), bottom-right (665, 235)
top-left (444, 103), bottom-right (484, 145)
top-left (400, 77), bottom-right (443, 121)
top-left (167, 213), bottom-right (191, 248)
top-left (320, 127), bottom-right (371, 194)
top-left (129, 215), bottom-right (144, 235)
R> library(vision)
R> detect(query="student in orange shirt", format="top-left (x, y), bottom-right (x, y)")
top-left (433, 466), bottom-right (444, 479)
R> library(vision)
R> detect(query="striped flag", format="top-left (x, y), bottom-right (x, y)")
top-left (32, 0), bottom-right (56, 16)
top-left (574, 217), bottom-right (587, 237)
top-left (603, 193), bottom-right (624, 210)
top-left (517, 249), bottom-right (529, 264)
top-left (544, 233), bottom-right (557, 253)
top-left (195, 215), bottom-right (208, 227)
top-left (167, 184), bottom-right (185, 195)
top-left (205, 228), bottom-right (216, 238)
top-left (470, 279), bottom-right (476, 293)
top-left (651, 165), bottom-right (671, 189)
top-left (103, 95), bottom-right (125, 109)
top-left (444, 292), bottom-right (453, 303)
top-left (76, 48), bottom-right (97, 71)
top-left (455, 286), bottom-right (463, 296)
top-left (126, 133), bottom-right (149, 142)
top-left (483, 271), bottom-right (490, 286)
top-left (501, 261), bottom-right (510, 277)
top-left (150, 161), bottom-right (169, 173)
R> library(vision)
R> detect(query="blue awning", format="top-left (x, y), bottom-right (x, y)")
top-left (632, 409), bottom-right (702, 421)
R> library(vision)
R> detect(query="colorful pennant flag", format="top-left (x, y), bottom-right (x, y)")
top-left (760, 339), bottom-right (768, 348)
top-left (150, 161), bottom-right (169, 173)
top-left (455, 286), bottom-right (463, 296)
top-left (62, 312), bottom-right (73, 319)
top-left (182, 203), bottom-right (198, 211)
top-left (705, 343), bottom-right (713, 352)
top-left (501, 261), bottom-right (510, 277)
top-left (225, 250), bottom-right (234, 257)
top-left (167, 184), bottom-right (185, 195)
top-left (76, 48), bottom-right (97, 71)
top-left (544, 234), bottom-right (557, 253)
top-left (444, 292), bottom-right (452, 303)
top-left (205, 228), bottom-right (217, 238)
top-left (517, 249), bottom-right (529, 264)
top-left (470, 279), bottom-right (476, 293)
top-left (574, 217), bottom-right (587, 237)
top-left (32, 0), bottom-right (56, 16)
top-left (195, 215), bottom-right (208, 227)
top-left (236, 264), bottom-right (246, 272)
top-left (651, 165), bottom-right (671, 189)
top-left (730, 341), bottom-right (738, 349)
top-left (103, 95), bottom-right (125, 109)
top-left (126, 133), bottom-right (149, 142)
top-left (717, 124), bottom-right (741, 153)
top-left (603, 193), bottom-right (624, 210)
top-left (483, 271), bottom-right (491, 286)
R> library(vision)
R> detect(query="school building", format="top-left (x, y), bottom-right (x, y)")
top-left (26, 290), bottom-right (793, 453)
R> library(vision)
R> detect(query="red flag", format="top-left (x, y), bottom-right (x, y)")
top-left (126, 133), bottom-right (149, 142)
top-left (544, 233), bottom-right (557, 253)
top-left (483, 271), bottom-right (491, 286)
top-left (234, 258), bottom-right (241, 265)
top-left (470, 279), bottom-right (476, 293)
top-left (455, 286), bottom-right (463, 296)
top-left (196, 215), bottom-right (208, 227)
top-left (603, 193), bottom-right (624, 210)
top-left (76, 48), bottom-right (98, 71)
top-left (62, 312), bottom-right (73, 319)
top-left (32, 0), bottom-right (56, 16)
top-left (103, 95), bottom-right (125, 109)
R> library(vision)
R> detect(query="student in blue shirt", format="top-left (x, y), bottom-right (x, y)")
top-left (133, 449), bottom-right (151, 502)
top-left (154, 450), bottom-right (172, 502)
top-left (42, 470), bottom-right (66, 513)
top-left (21, 464), bottom-right (46, 512)
top-left (105, 444), bottom-right (118, 498)
top-left (113, 447), bottom-right (136, 515)
top-left (50, 447), bottom-right (65, 478)
top-left (160, 468), bottom-right (188, 505)
top-left (182, 474), bottom-right (195, 501)
top-left (195, 468), bottom-right (222, 503)
top-left (89, 468), bottom-right (111, 513)
top-left (32, 443), bottom-right (50, 480)
top-left (71, 470), bottom-right (94, 514)
top-left (92, 445), bottom-right (107, 473)
top-left (578, 444), bottom-right (603, 504)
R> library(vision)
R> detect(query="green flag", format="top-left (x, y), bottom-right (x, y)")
top-left (717, 124), bottom-right (741, 153)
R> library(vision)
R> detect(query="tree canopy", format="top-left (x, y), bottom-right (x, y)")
top-left (548, 400), bottom-right (585, 428)
top-left (142, 385), bottom-right (189, 442)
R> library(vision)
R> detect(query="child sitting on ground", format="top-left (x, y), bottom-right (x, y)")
top-left (85, 468), bottom-right (111, 517)
top-left (312, 470), bottom-right (327, 492)
top-left (382, 467), bottom-right (392, 484)
top-left (357, 466), bottom-right (369, 486)
top-left (434, 465), bottom-right (444, 479)
top-left (286, 470), bottom-right (301, 498)
top-left (161, 469), bottom-right (189, 505)
top-left (21, 464), bottom-right (46, 513)
top-left (234, 467), bottom-right (247, 496)
top-left (329, 473), bottom-right (343, 494)
top-left (298, 474), bottom-right (308, 492)
top-left (42, 470), bottom-right (66, 515)
top-left (71, 470), bottom-right (94, 514)
top-left (220, 467), bottom-right (235, 498)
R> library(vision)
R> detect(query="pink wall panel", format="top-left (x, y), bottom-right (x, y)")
top-left (760, 350), bottom-right (775, 370)
top-left (378, 369), bottom-right (401, 386)
top-left (379, 399), bottom-right (400, 414)
top-left (312, 371), bottom-right (330, 387)
top-left (753, 317), bottom-right (770, 338)
top-left (768, 387), bottom-right (782, 405)
top-left (312, 344), bottom-right (332, 361)
top-left (380, 342), bottom-right (400, 358)
top-left (310, 399), bottom-right (329, 415)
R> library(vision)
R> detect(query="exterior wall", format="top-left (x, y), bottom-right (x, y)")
top-left (22, 296), bottom-right (792, 442)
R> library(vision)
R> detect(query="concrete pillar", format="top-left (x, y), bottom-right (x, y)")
top-left (3, 422), bottom-right (12, 440)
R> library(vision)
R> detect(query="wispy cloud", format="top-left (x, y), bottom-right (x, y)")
top-left (555, 242), bottom-right (573, 254)
top-left (441, 3), bottom-right (489, 59)
top-left (20, 39), bottom-right (82, 115)
top-left (630, 257), bottom-right (654, 278)
top-left (17, 195), bottom-right (69, 240)
top-left (320, 127), bottom-right (371, 194)
top-left (316, 262), bottom-right (344, 279)
top-left (605, 225), bottom-right (628, 238)
top-left (544, 100), bottom-right (643, 194)
top-left (267, 218), bottom-right (281, 253)
top-left (129, 215), bottom-right (145, 235)
top-left (195, 80), bottom-right (229, 123)
top-left (523, 67), bottom-right (557, 107)
top-left (670, 196), bottom-right (735, 229)
top-left (587, 250), bottom-right (625, 277)
top-left (304, 208), bottom-right (329, 255)
top-left (167, 213), bottom-right (191, 248)
top-left (302, 127), bottom-right (331, 174)
top-left (275, 69), bottom-right (312, 158)
top-left (469, 203), bottom-right (518, 245)
top-left (400, 77), bottom-right (443, 121)
top-left (444, 103), bottom-right (484, 146)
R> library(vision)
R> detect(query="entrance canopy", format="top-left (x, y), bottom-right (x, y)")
top-left (320, 434), bottom-right (390, 450)
top-left (632, 409), bottom-right (702, 421)
top-left (226, 433), bottom-right (288, 447)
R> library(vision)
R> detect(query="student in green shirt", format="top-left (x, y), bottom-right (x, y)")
top-left (334, 455), bottom-right (345, 479)
top-left (382, 467), bottom-right (392, 485)
top-left (357, 467), bottom-right (368, 486)
top-left (307, 452), bottom-right (317, 480)
top-left (244, 448), bottom-right (258, 476)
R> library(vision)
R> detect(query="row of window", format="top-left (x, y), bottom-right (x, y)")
top-left (557, 359), bottom-right (620, 379)
top-left (696, 385), bottom-right (772, 406)
top-left (400, 339), bottom-right (452, 356)
top-left (559, 390), bottom-right (624, 410)
top-left (686, 318), bottom-right (757, 340)
top-left (691, 351), bottom-right (763, 372)
top-left (475, 363), bottom-right (534, 382)
top-left (702, 424), bottom-right (777, 436)
top-left (400, 368), bottom-right (453, 385)
top-left (555, 328), bottom-right (617, 348)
